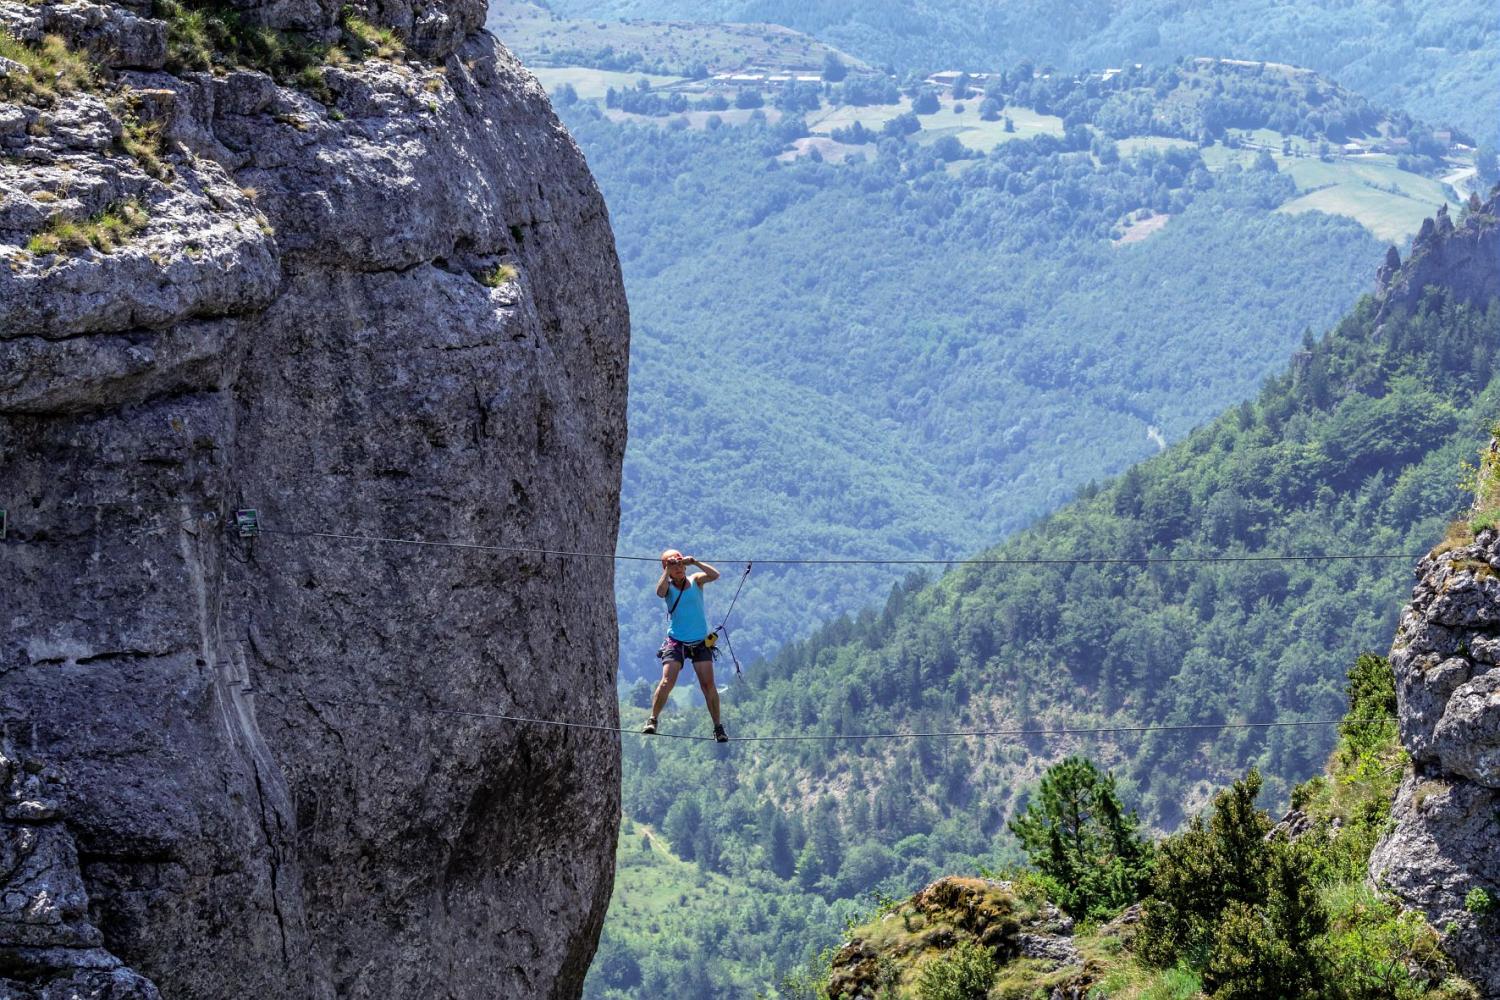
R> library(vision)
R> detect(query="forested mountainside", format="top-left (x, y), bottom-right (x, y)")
top-left (814, 424), bottom-right (1500, 999)
top-left (552, 58), bottom-right (1437, 676)
top-left (543, 0), bottom-right (1499, 146)
top-left (588, 193), bottom-right (1500, 999)
top-left (817, 655), bottom-right (1484, 999)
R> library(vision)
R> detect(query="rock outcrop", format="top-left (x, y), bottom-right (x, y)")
top-left (1369, 530), bottom-right (1500, 994)
top-left (825, 877), bottom-right (1091, 1000)
top-left (0, 744), bottom-right (161, 1000)
top-left (0, 0), bottom-right (629, 995)
top-left (1376, 188), bottom-right (1500, 319)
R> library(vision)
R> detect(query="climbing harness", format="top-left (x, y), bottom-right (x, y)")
top-left (656, 562), bottom-right (751, 672)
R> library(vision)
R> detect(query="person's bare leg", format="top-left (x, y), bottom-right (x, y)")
top-left (650, 660), bottom-right (683, 721)
top-left (692, 659), bottom-right (721, 726)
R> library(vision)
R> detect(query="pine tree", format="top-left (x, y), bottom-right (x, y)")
top-left (1138, 769), bottom-right (1274, 965)
top-left (767, 813), bottom-right (796, 879)
top-left (1205, 839), bottom-right (1330, 999)
top-left (1007, 756), bottom-right (1153, 919)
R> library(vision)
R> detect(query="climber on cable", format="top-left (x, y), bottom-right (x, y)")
top-left (643, 549), bottom-right (728, 743)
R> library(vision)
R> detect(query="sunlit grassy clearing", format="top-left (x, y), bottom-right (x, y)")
top-left (608, 817), bottom-right (755, 921)
top-left (532, 66), bottom-right (686, 100)
top-left (1282, 157), bottom-right (1455, 204)
top-left (1195, 142), bottom-right (1458, 241)
top-left (1278, 185), bottom-right (1447, 242)
top-left (805, 97), bottom-right (914, 134)
top-left (807, 95), bottom-right (1064, 152)
top-left (916, 103), bottom-right (1065, 152)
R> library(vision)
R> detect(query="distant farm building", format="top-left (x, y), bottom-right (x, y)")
top-left (925, 71), bottom-right (994, 89)
top-left (710, 69), bottom-right (822, 90)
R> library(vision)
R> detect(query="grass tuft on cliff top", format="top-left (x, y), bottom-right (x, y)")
top-left (1432, 421), bottom-right (1500, 555)
top-left (25, 199), bottom-right (149, 257)
top-left (0, 31), bottom-right (95, 105)
top-left (157, 0), bottom-right (406, 90)
top-left (159, 0), bottom-right (326, 78)
top-left (340, 8), bottom-right (404, 61)
top-left (1461, 423), bottom-right (1500, 534)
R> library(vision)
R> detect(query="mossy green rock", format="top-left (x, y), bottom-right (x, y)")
top-left (826, 877), bottom-right (1087, 999)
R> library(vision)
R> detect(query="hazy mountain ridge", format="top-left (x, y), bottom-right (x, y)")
top-left (542, 0), bottom-right (1499, 145)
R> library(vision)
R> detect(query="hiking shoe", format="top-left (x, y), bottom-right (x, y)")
top-left (713, 723), bottom-right (728, 744)
top-left (642, 717), bottom-right (657, 735)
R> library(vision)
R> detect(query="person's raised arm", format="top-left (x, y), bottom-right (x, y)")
top-left (686, 557), bottom-right (719, 584)
top-left (655, 566), bottom-right (671, 598)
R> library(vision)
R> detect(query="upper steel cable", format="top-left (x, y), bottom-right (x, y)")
top-left (249, 524), bottom-right (1421, 567)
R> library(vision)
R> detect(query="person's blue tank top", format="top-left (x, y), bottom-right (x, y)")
top-left (665, 580), bottom-right (709, 642)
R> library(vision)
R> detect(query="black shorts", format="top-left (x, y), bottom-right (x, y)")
top-left (658, 636), bottom-right (716, 665)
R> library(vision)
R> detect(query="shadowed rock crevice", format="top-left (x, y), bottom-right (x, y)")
top-left (0, 745), bottom-right (161, 999)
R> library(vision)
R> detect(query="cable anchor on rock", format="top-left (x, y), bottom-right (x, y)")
top-left (234, 509), bottom-right (261, 538)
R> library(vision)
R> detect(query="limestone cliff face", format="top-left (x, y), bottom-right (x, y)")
top-left (1369, 525), bottom-right (1500, 997)
top-left (0, 0), bottom-right (629, 995)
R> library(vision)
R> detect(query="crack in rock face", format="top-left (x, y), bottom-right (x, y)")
top-left (0, 0), bottom-right (629, 995)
